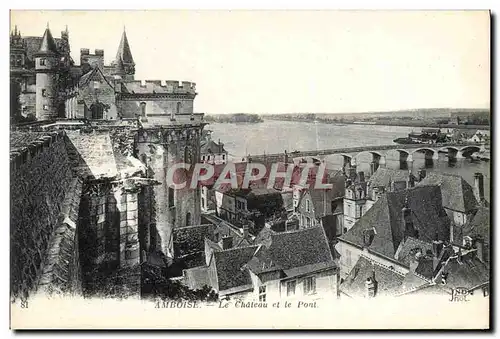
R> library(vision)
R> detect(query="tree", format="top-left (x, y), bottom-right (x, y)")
top-left (10, 79), bottom-right (21, 124)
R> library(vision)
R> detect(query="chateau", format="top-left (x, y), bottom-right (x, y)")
top-left (10, 25), bottom-right (205, 300)
top-left (10, 25), bottom-right (197, 121)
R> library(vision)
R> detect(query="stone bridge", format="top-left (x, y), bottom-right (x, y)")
top-left (248, 143), bottom-right (485, 171)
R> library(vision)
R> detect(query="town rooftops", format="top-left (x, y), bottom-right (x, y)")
top-left (340, 256), bottom-right (405, 298)
top-left (212, 245), bottom-right (259, 295)
top-left (435, 251), bottom-right (489, 291)
top-left (247, 226), bottom-right (335, 277)
top-left (369, 167), bottom-right (409, 188)
top-left (460, 206), bottom-right (490, 262)
top-left (339, 185), bottom-right (450, 258)
top-left (394, 236), bottom-right (434, 268)
top-left (417, 172), bottom-right (479, 213)
top-left (173, 224), bottom-right (217, 268)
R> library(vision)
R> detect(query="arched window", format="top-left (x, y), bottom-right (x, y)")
top-left (140, 102), bottom-right (146, 117)
top-left (186, 212), bottom-right (191, 226)
top-left (176, 102), bottom-right (182, 114)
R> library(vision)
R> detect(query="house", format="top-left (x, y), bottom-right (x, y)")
top-left (244, 226), bottom-right (338, 302)
top-left (417, 172), bottom-right (480, 234)
top-left (468, 130), bottom-right (490, 143)
top-left (454, 206), bottom-right (490, 264)
top-left (216, 187), bottom-right (286, 234)
top-left (201, 138), bottom-right (228, 165)
top-left (294, 169), bottom-right (345, 232)
top-left (336, 185), bottom-right (451, 279)
top-left (185, 225), bottom-right (338, 302)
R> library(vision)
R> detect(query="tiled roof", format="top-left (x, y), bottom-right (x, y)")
top-left (247, 226), bottom-right (335, 277)
top-left (460, 207), bottom-right (490, 262)
top-left (65, 131), bottom-right (119, 179)
top-left (213, 245), bottom-right (258, 293)
top-left (201, 140), bottom-right (227, 154)
top-left (418, 172), bottom-right (479, 213)
top-left (115, 30), bottom-right (135, 65)
top-left (340, 256), bottom-right (405, 298)
top-left (173, 224), bottom-right (216, 259)
top-left (23, 35), bottom-right (63, 61)
top-left (37, 28), bottom-right (58, 55)
top-left (340, 185), bottom-right (450, 258)
top-left (394, 237), bottom-right (434, 267)
top-left (369, 168), bottom-right (409, 188)
top-left (303, 169), bottom-right (345, 219)
top-left (183, 266), bottom-right (210, 290)
top-left (10, 131), bottom-right (52, 152)
top-left (437, 252), bottom-right (489, 290)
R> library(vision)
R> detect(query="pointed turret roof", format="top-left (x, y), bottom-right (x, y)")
top-left (115, 29), bottom-right (135, 65)
top-left (37, 27), bottom-right (58, 55)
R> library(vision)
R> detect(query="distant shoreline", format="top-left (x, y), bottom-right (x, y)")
top-left (262, 117), bottom-right (490, 130)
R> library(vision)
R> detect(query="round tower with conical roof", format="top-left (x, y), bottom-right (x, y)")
top-left (35, 26), bottom-right (59, 120)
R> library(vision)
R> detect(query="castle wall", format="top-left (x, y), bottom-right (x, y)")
top-left (135, 127), bottom-right (203, 257)
top-left (10, 132), bottom-right (76, 300)
top-left (118, 97), bottom-right (194, 119)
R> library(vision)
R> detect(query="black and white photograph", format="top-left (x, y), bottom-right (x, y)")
top-left (8, 9), bottom-right (491, 329)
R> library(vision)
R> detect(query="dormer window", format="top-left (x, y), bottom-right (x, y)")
top-left (41, 89), bottom-right (47, 97)
top-left (40, 58), bottom-right (46, 66)
top-left (93, 81), bottom-right (100, 89)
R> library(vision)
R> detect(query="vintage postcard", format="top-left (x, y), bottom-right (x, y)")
top-left (9, 10), bottom-right (490, 329)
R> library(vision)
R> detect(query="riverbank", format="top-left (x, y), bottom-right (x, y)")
top-left (264, 117), bottom-right (489, 130)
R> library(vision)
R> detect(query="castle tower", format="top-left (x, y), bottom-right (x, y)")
top-left (113, 28), bottom-right (135, 80)
top-left (35, 26), bottom-right (59, 120)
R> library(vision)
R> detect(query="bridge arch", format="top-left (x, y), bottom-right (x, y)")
top-left (460, 145), bottom-right (481, 158)
top-left (411, 147), bottom-right (438, 160)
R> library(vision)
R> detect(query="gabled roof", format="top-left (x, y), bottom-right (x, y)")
top-left (35, 28), bottom-right (59, 56)
top-left (418, 172), bottom-right (479, 213)
top-left (23, 35), bottom-right (63, 61)
top-left (300, 170), bottom-right (345, 219)
top-left (369, 168), bottom-right (409, 188)
top-left (213, 245), bottom-right (258, 293)
top-left (115, 30), bottom-right (135, 65)
top-left (340, 256), bottom-right (405, 298)
top-left (339, 185), bottom-right (450, 258)
top-left (201, 139), bottom-right (227, 154)
top-left (246, 226), bottom-right (335, 277)
top-left (394, 236), bottom-right (434, 267)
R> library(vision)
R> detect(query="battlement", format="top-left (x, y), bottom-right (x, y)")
top-left (121, 80), bottom-right (197, 95)
top-left (80, 48), bottom-right (104, 57)
top-left (10, 130), bottom-right (66, 173)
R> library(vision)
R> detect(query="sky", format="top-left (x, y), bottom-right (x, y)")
top-left (10, 10), bottom-right (490, 114)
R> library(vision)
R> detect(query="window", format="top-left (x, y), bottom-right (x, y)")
top-left (176, 102), bottom-right (182, 114)
top-left (306, 200), bottom-right (310, 212)
top-left (259, 286), bottom-right (266, 302)
top-left (202, 155), bottom-right (206, 161)
top-left (93, 81), bottom-right (100, 89)
top-left (306, 217), bottom-right (311, 228)
top-left (286, 280), bottom-right (296, 297)
top-left (40, 58), bottom-right (46, 66)
top-left (168, 187), bottom-right (175, 208)
top-left (186, 212), bottom-right (191, 226)
top-left (43, 105), bottom-right (48, 111)
top-left (42, 89), bottom-right (47, 97)
top-left (140, 102), bottom-right (146, 117)
top-left (222, 154), bottom-right (226, 161)
top-left (304, 276), bottom-right (316, 295)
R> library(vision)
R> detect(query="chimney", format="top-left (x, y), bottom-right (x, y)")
top-left (284, 150), bottom-right (289, 169)
top-left (408, 174), bottom-right (416, 188)
top-left (473, 237), bottom-right (485, 262)
top-left (221, 236), bottom-right (233, 250)
top-left (242, 223), bottom-right (249, 239)
top-left (365, 276), bottom-right (377, 298)
top-left (359, 171), bottom-right (365, 183)
top-left (418, 169), bottom-right (426, 181)
top-left (474, 172), bottom-right (485, 203)
top-left (409, 250), bottom-right (422, 273)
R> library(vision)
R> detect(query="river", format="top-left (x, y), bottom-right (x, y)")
top-left (207, 120), bottom-right (490, 198)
